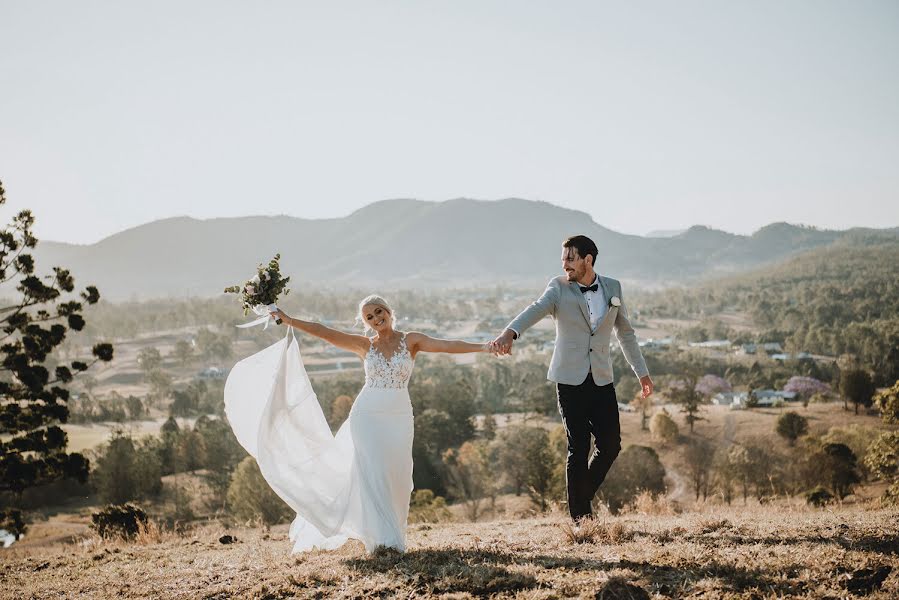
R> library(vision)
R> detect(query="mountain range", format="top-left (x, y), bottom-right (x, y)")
top-left (20, 198), bottom-right (899, 300)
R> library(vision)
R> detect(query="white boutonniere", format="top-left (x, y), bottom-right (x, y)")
top-left (610, 296), bottom-right (621, 307)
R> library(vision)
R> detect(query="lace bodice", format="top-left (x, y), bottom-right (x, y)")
top-left (364, 334), bottom-right (414, 389)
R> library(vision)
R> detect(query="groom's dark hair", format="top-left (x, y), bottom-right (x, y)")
top-left (563, 235), bottom-right (598, 266)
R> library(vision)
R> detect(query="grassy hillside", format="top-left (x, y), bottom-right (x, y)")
top-left (637, 240), bottom-right (899, 383)
top-left (3, 504), bottom-right (897, 599)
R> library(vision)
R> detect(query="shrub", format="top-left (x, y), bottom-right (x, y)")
top-left (650, 410), bottom-right (679, 445)
top-left (91, 504), bottom-right (148, 539)
top-left (599, 445), bottom-right (666, 514)
top-left (865, 431), bottom-right (899, 505)
top-left (776, 412), bottom-right (809, 446)
top-left (226, 457), bottom-right (292, 526)
top-left (822, 424), bottom-right (880, 478)
top-left (874, 380), bottom-right (899, 424)
top-left (494, 425), bottom-right (561, 510)
top-left (442, 441), bottom-right (496, 521)
top-left (408, 489), bottom-right (451, 523)
top-left (804, 442), bottom-right (861, 500)
top-left (91, 431), bottom-right (162, 504)
top-left (805, 486), bottom-right (833, 507)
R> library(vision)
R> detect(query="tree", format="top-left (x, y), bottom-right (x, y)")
top-left (410, 355), bottom-right (476, 445)
top-left (731, 439), bottom-right (783, 502)
top-left (683, 438), bottom-right (714, 500)
top-left (521, 428), bottom-right (559, 512)
top-left (227, 456), bottom-right (293, 525)
top-left (411, 408), bottom-right (454, 495)
top-left (158, 417), bottom-right (181, 475)
top-left (170, 388), bottom-right (198, 418)
top-left (809, 442), bottom-right (861, 500)
top-left (840, 368), bottom-right (875, 415)
top-left (330, 395), bottom-right (354, 428)
top-left (874, 380), bottom-right (899, 424)
top-left (193, 415), bottom-right (247, 508)
top-left (776, 412), bottom-right (809, 446)
top-left (495, 424), bottom-right (538, 496)
top-left (136, 347), bottom-right (162, 376)
top-left (712, 447), bottom-right (738, 505)
top-left (480, 411), bottom-right (497, 440)
top-left (783, 376), bottom-right (830, 404)
top-left (649, 410), bottom-right (679, 445)
top-left (195, 328), bottom-right (233, 362)
top-left (147, 370), bottom-right (173, 403)
top-left (865, 380), bottom-right (899, 504)
top-left (91, 431), bottom-right (162, 504)
top-left (171, 340), bottom-right (194, 364)
top-left (161, 416), bottom-right (180, 436)
top-left (170, 379), bottom-right (215, 418)
top-left (695, 374), bottom-right (732, 398)
top-left (124, 395), bottom-right (145, 421)
top-left (667, 372), bottom-right (704, 433)
top-left (442, 441), bottom-right (495, 521)
top-left (175, 429), bottom-right (207, 473)
top-left (475, 357), bottom-right (513, 413)
top-left (865, 432), bottom-right (899, 504)
top-left (599, 445), bottom-right (666, 514)
top-left (0, 180), bottom-right (114, 537)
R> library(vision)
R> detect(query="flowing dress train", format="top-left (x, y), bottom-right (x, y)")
top-left (224, 328), bottom-right (415, 552)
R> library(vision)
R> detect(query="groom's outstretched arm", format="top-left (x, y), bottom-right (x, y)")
top-left (492, 279), bottom-right (560, 353)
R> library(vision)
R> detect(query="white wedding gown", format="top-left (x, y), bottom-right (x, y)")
top-left (224, 328), bottom-right (415, 552)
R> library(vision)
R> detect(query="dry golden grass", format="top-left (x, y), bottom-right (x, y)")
top-left (3, 502), bottom-right (897, 599)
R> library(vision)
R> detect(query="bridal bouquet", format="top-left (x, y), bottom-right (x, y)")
top-left (224, 254), bottom-right (291, 329)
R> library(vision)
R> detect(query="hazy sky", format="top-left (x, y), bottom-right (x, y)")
top-left (1, 1), bottom-right (897, 244)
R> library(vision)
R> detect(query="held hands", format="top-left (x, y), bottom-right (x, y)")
top-left (488, 329), bottom-right (515, 356)
top-left (640, 375), bottom-right (654, 399)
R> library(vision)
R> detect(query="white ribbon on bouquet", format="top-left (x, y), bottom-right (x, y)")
top-left (236, 303), bottom-right (280, 330)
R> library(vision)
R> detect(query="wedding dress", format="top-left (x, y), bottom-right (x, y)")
top-left (223, 328), bottom-right (415, 552)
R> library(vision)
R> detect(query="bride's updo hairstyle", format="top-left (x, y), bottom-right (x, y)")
top-left (356, 295), bottom-right (397, 334)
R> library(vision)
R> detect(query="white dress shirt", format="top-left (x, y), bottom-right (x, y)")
top-left (581, 275), bottom-right (606, 330)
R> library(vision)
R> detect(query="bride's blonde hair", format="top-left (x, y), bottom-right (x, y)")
top-left (356, 295), bottom-right (397, 333)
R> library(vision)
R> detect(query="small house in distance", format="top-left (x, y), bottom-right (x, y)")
top-left (198, 366), bottom-right (228, 379)
top-left (688, 339), bottom-right (732, 349)
top-left (713, 389), bottom-right (799, 409)
top-left (639, 337), bottom-right (674, 350)
top-left (771, 352), bottom-right (814, 361)
top-left (739, 342), bottom-right (784, 355)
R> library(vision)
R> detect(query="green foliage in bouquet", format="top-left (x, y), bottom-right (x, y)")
top-left (223, 254), bottom-right (291, 314)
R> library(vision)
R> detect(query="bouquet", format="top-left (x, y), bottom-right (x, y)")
top-left (224, 254), bottom-right (291, 329)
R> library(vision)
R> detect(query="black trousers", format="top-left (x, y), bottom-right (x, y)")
top-left (557, 375), bottom-right (621, 520)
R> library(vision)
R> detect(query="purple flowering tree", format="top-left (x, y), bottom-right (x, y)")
top-left (784, 376), bottom-right (831, 399)
top-left (694, 374), bottom-right (732, 398)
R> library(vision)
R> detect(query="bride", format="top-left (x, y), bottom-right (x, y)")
top-left (223, 294), bottom-right (489, 553)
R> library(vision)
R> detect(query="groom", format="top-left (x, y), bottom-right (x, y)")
top-left (491, 235), bottom-right (653, 521)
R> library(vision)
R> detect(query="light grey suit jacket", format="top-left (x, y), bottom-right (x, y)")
top-left (506, 275), bottom-right (649, 386)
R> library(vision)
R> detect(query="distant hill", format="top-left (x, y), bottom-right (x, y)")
top-left (645, 228), bottom-right (687, 238)
top-left (17, 198), bottom-right (898, 300)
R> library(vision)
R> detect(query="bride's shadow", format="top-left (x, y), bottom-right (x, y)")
top-left (344, 547), bottom-right (594, 596)
top-left (344, 545), bottom-right (817, 597)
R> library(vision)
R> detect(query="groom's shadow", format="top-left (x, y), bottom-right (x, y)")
top-left (344, 545), bottom-right (818, 597)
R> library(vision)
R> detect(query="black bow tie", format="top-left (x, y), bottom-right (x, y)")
top-left (579, 284), bottom-right (598, 294)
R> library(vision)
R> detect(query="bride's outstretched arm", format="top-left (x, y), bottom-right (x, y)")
top-left (405, 332), bottom-right (489, 356)
top-left (269, 309), bottom-right (370, 357)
